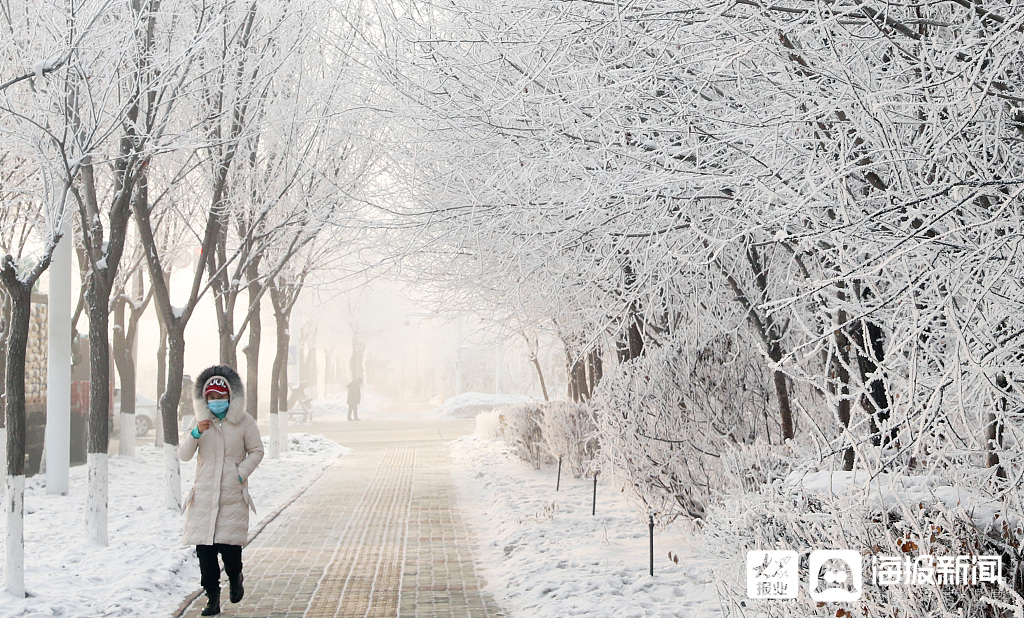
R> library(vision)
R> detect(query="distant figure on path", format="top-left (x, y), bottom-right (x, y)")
top-left (180, 365), bottom-right (265, 616)
top-left (347, 377), bottom-right (361, 421)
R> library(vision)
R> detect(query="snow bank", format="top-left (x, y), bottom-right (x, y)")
top-left (432, 391), bottom-right (534, 419)
top-left (450, 434), bottom-right (723, 618)
top-left (0, 433), bottom-right (345, 617)
top-left (285, 432), bottom-right (353, 455)
top-left (787, 470), bottom-right (1008, 529)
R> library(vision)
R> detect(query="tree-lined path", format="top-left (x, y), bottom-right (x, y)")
top-left (179, 415), bottom-right (504, 617)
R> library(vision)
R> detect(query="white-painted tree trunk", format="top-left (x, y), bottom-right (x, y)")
top-left (86, 453), bottom-right (108, 545)
top-left (269, 411), bottom-right (280, 459)
top-left (5, 474), bottom-right (25, 597)
top-left (0, 427), bottom-right (6, 498)
top-left (119, 413), bottom-right (135, 457)
top-left (45, 220), bottom-right (72, 495)
top-left (164, 443), bottom-right (181, 510)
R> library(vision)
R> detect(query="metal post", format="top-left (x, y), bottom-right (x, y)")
top-left (649, 514), bottom-right (655, 576)
top-left (592, 471), bottom-right (598, 516)
top-left (556, 455), bottom-right (562, 492)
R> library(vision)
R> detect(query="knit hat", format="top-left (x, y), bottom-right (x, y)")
top-left (203, 376), bottom-right (230, 399)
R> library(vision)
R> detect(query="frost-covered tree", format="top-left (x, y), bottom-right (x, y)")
top-left (0, 0), bottom-right (107, 593)
top-left (373, 0), bottom-right (1024, 544)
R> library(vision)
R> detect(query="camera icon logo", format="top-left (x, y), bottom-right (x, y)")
top-left (809, 550), bottom-right (863, 602)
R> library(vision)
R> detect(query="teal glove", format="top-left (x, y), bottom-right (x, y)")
top-left (238, 476), bottom-right (244, 484)
top-left (191, 426), bottom-right (202, 439)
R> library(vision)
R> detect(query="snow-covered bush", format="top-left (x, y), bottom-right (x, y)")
top-left (499, 402), bottom-right (554, 469)
top-left (539, 401), bottom-right (599, 478)
top-left (704, 466), bottom-right (1024, 617)
top-left (434, 392), bottom-right (534, 419)
top-left (475, 410), bottom-right (503, 440)
top-left (591, 334), bottom-right (776, 522)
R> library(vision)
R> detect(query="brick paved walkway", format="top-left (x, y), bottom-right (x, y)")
top-left (180, 442), bottom-right (504, 618)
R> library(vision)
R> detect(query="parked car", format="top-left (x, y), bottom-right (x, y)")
top-left (112, 389), bottom-right (159, 437)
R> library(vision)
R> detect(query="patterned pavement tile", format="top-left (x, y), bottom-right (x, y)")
top-left (180, 442), bottom-right (504, 618)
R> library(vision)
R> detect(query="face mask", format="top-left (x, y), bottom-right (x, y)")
top-left (207, 399), bottom-right (230, 418)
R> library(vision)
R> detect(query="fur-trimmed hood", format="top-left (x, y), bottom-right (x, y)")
top-left (193, 365), bottom-right (247, 424)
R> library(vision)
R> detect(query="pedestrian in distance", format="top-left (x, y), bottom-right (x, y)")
top-left (347, 377), bottom-right (361, 421)
top-left (180, 365), bottom-right (265, 616)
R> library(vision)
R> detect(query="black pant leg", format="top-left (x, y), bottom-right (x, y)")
top-left (218, 543), bottom-right (243, 579)
top-left (196, 545), bottom-right (221, 590)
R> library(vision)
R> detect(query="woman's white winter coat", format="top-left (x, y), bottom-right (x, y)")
top-left (180, 393), bottom-right (264, 547)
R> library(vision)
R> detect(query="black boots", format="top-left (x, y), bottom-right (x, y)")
top-left (199, 572), bottom-right (240, 615)
top-left (201, 587), bottom-right (220, 616)
top-left (229, 572), bottom-right (244, 603)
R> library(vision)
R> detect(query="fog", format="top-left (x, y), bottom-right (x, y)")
top-left (110, 271), bottom-right (563, 414)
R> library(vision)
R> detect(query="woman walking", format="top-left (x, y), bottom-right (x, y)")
top-left (180, 365), bottom-right (264, 616)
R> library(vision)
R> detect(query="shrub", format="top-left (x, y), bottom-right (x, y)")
top-left (475, 409), bottom-right (504, 440)
top-left (590, 334), bottom-right (777, 522)
top-left (499, 402), bottom-right (553, 469)
top-left (539, 401), bottom-right (600, 478)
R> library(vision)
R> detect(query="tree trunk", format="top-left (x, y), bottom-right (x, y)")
top-left (304, 345), bottom-right (318, 399)
top-left (2, 281), bottom-right (30, 598)
top-left (530, 354), bottom-right (549, 402)
top-left (618, 258), bottom-right (645, 362)
top-left (719, 246), bottom-right (796, 442)
top-left (113, 300), bottom-right (136, 456)
top-left (767, 342), bottom-right (795, 442)
top-left (161, 322), bottom-right (186, 510)
top-left (269, 310), bottom-right (289, 458)
top-left (565, 347), bottom-right (579, 402)
top-left (154, 276), bottom-right (168, 447)
top-left (323, 348), bottom-right (333, 396)
top-left (586, 349), bottom-right (603, 396)
top-left (216, 293), bottom-right (237, 367)
top-left (988, 374), bottom-right (1008, 480)
top-left (851, 319), bottom-right (893, 447)
top-left (564, 340), bottom-right (590, 403)
top-left (831, 336), bottom-right (855, 471)
top-left (623, 302), bottom-right (645, 362)
top-left (1, 288), bottom-right (9, 497)
top-left (85, 282), bottom-right (111, 546)
top-left (278, 338), bottom-right (288, 454)
top-left (746, 245), bottom-right (795, 442)
top-left (350, 335), bottom-right (364, 381)
top-left (244, 280), bottom-right (262, 420)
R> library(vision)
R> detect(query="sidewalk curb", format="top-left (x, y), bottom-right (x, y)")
top-left (170, 452), bottom-right (343, 618)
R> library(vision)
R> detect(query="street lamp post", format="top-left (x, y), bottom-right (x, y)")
top-left (45, 217), bottom-right (72, 496)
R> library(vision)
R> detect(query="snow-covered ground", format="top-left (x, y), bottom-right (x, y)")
top-left (0, 433), bottom-right (347, 618)
top-left (432, 391), bottom-right (534, 419)
top-left (450, 432), bottom-right (724, 618)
